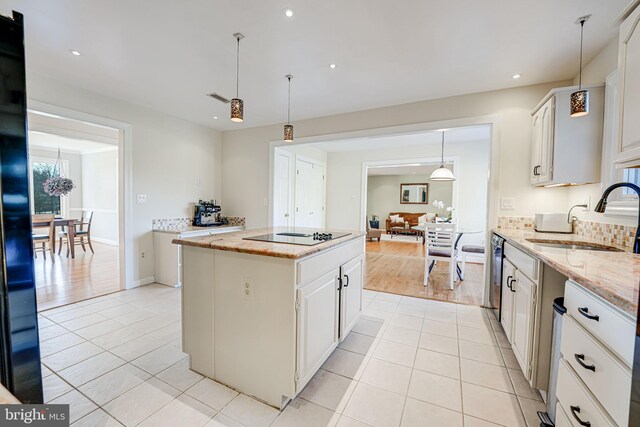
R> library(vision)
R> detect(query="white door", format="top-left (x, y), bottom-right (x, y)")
top-left (273, 151), bottom-right (292, 227)
top-left (295, 159), bottom-right (325, 228)
top-left (296, 269), bottom-right (339, 391)
top-left (339, 254), bottom-right (363, 339)
top-left (512, 269), bottom-right (536, 378)
top-left (501, 259), bottom-right (516, 341)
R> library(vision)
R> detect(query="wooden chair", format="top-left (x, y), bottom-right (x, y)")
top-left (32, 214), bottom-right (55, 261)
top-left (59, 211), bottom-right (94, 256)
top-left (423, 222), bottom-right (458, 289)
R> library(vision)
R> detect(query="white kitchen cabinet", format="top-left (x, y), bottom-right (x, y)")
top-left (339, 254), bottom-right (364, 338)
top-left (512, 270), bottom-right (536, 378)
top-left (501, 259), bottom-right (516, 340)
top-left (616, 3), bottom-right (640, 167)
top-left (530, 85), bottom-right (604, 186)
top-left (154, 226), bottom-right (242, 287)
top-left (296, 270), bottom-right (340, 388)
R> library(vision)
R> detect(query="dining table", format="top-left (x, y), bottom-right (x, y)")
top-left (32, 217), bottom-right (79, 258)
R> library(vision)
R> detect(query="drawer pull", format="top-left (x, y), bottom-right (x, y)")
top-left (574, 354), bottom-right (596, 372)
top-left (344, 274), bottom-right (350, 288)
top-left (569, 406), bottom-right (591, 427)
top-left (578, 307), bottom-right (599, 321)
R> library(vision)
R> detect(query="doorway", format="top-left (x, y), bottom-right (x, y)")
top-left (27, 107), bottom-right (131, 310)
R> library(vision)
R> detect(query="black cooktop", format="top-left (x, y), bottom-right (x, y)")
top-left (243, 231), bottom-right (351, 246)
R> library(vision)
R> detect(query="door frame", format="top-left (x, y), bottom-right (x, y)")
top-left (268, 114), bottom-right (501, 307)
top-left (273, 148), bottom-right (294, 227)
top-left (27, 100), bottom-right (133, 291)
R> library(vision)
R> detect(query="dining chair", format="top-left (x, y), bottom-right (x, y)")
top-left (460, 244), bottom-right (485, 280)
top-left (59, 210), bottom-right (94, 256)
top-left (31, 214), bottom-right (55, 261)
top-left (423, 222), bottom-right (458, 289)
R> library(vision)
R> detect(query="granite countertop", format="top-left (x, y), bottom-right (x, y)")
top-left (153, 224), bottom-right (242, 235)
top-left (494, 228), bottom-right (640, 317)
top-left (0, 384), bottom-right (19, 404)
top-left (172, 227), bottom-right (365, 259)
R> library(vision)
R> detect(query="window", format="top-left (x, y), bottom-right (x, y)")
top-left (29, 157), bottom-right (69, 216)
top-left (622, 168), bottom-right (640, 199)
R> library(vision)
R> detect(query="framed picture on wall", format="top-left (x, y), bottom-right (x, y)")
top-left (400, 183), bottom-right (428, 204)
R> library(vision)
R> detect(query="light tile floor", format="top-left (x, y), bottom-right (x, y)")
top-left (39, 284), bottom-right (545, 427)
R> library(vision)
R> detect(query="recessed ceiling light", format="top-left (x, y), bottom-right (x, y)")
top-left (284, 9), bottom-right (294, 17)
top-left (512, 74), bottom-right (521, 79)
top-left (69, 49), bottom-right (81, 56)
top-left (213, 116), bottom-right (218, 120)
top-left (329, 63), bottom-right (336, 69)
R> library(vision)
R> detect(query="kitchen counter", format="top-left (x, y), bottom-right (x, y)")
top-left (153, 224), bottom-right (241, 234)
top-left (494, 228), bottom-right (640, 316)
top-left (172, 227), bottom-right (365, 259)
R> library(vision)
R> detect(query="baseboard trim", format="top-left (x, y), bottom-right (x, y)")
top-left (132, 276), bottom-right (155, 288)
top-left (91, 237), bottom-right (119, 246)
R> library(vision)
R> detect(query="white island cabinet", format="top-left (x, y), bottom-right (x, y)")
top-left (174, 228), bottom-right (365, 409)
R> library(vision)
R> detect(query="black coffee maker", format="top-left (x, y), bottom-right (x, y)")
top-left (193, 200), bottom-right (223, 226)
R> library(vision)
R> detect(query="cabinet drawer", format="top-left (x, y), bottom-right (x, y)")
top-left (557, 359), bottom-right (615, 427)
top-left (561, 316), bottom-right (631, 426)
top-left (564, 281), bottom-right (635, 366)
top-left (504, 243), bottom-right (539, 282)
top-left (555, 402), bottom-right (574, 427)
top-left (296, 237), bottom-right (364, 286)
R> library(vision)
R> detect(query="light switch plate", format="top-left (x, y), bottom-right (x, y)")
top-left (136, 194), bottom-right (147, 204)
top-left (501, 197), bottom-right (516, 210)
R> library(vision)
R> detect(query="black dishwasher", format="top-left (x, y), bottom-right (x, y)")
top-left (490, 233), bottom-right (505, 321)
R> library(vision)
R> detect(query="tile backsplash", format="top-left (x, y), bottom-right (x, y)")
top-left (497, 216), bottom-right (638, 250)
top-left (152, 216), bottom-right (246, 230)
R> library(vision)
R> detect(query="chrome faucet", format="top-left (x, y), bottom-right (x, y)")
top-left (567, 204), bottom-right (588, 224)
top-left (594, 182), bottom-right (640, 254)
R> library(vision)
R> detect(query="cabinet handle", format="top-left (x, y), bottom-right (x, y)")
top-left (569, 406), bottom-right (591, 427)
top-left (344, 274), bottom-right (350, 288)
top-left (337, 277), bottom-right (343, 291)
top-left (509, 278), bottom-right (516, 292)
top-left (578, 307), bottom-right (599, 322)
top-left (574, 354), bottom-right (596, 372)
top-left (505, 275), bottom-right (513, 290)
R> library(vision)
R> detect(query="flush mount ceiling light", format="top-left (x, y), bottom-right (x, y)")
top-left (231, 33), bottom-right (245, 122)
top-left (429, 131), bottom-right (456, 181)
top-left (512, 74), bottom-right (521, 79)
top-left (329, 63), bottom-right (336, 69)
top-left (69, 49), bottom-right (81, 56)
top-left (570, 15), bottom-right (591, 117)
top-left (284, 75), bottom-right (294, 142)
top-left (213, 116), bottom-right (218, 120)
top-left (284, 9), bottom-right (294, 17)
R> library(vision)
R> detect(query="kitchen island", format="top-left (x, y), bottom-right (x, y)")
top-left (172, 228), bottom-right (365, 409)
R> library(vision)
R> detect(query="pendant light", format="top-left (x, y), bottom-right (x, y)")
top-left (570, 15), bottom-right (590, 117)
top-left (429, 131), bottom-right (456, 181)
top-left (284, 74), bottom-right (293, 142)
top-left (231, 33), bottom-right (244, 122)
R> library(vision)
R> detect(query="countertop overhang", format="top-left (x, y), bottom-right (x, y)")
top-left (494, 228), bottom-right (639, 317)
top-left (172, 227), bottom-right (365, 259)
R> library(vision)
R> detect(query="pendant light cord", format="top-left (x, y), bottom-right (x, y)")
top-left (578, 19), bottom-right (584, 90)
top-left (287, 76), bottom-right (291, 125)
top-left (236, 36), bottom-right (240, 98)
top-left (441, 132), bottom-right (445, 165)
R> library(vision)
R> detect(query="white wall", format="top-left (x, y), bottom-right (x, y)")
top-left (221, 81), bottom-right (572, 229)
top-left (326, 140), bottom-right (489, 246)
top-left (367, 171), bottom-right (453, 219)
top-left (27, 73), bottom-right (222, 286)
top-left (81, 150), bottom-right (119, 244)
top-left (566, 36), bottom-right (636, 226)
top-left (29, 148), bottom-right (83, 214)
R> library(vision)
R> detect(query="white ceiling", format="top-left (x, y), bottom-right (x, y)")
top-left (28, 131), bottom-right (118, 155)
top-left (310, 125), bottom-right (490, 152)
top-left (1, 0), bottom-right (627, 131)
top-left (368, 164), bottom-right (441, 176)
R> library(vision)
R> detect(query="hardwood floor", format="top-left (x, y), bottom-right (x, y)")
top-left (365, 239), bottom-right (485, 306)
top-left (34, 242), bottom-right (121, 311)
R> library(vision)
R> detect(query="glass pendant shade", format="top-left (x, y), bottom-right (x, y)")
top-left (570, 89), bottom-right (589, 117)
top-left (429, 165), bottom-right (456, 181)
top-left (284, 124), bottom-right (293, 142)
top-left (230, 98), bottom-right (243, 122)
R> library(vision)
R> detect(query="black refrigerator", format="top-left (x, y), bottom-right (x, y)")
top-left (0, 11), bottom-right (43, 403)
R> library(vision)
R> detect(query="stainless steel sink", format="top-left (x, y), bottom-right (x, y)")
top-left (525, 239), bottom-right (623, 252)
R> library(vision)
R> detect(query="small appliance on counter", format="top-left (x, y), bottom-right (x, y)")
top-left (534, 213), bottom-right (573, 234)
top-left (193, 199), bottom-right (225, 227)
